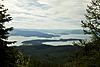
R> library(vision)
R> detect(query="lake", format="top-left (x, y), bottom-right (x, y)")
top-left (8, 34), bottom-right (90, 46)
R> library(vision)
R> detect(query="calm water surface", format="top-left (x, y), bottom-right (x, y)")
top-left (8, 34), bottom-right (90, 46)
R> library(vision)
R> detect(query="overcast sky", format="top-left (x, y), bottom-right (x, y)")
top-left (2, 0), bottom-right (90, 29)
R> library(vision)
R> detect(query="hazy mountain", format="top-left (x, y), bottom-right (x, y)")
top-left (34, 29), bottom-right (84, 34)
top-left (10, 29), bottom-right (60, 38)
top-left (10, 29), bottom-right (84, 37)
top-left (70, 29), bottom-right (84, 34)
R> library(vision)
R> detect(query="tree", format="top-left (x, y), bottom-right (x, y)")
top-left (66, 0), bottom-right (100, 67)
top-left (2, 47), bottom-right (30, 67)
top-left (0, 1), bottom-right (29, 67)
top-left (79, 0), bottom-right (100, 52)
top-left (73, 0), bottom-right (100, 51)
top-left (81, 0), bottom-right (100, 41)
top-left (0, 2), bottom-right (15, 48)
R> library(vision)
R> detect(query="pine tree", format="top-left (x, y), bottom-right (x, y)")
top-left (64, 0), bottom-right (100, 67)
top-left (0, 3), bottom-right (15, 48)
top-left (69, 0), bottom-right (100, 66)
top-left (0, 2), bottom-right (16, 66)
top-left (81, 0), bottom-right (100, 41)
top-left (77, 0), bottom-right (100, 53)
top-left (0, 2), bottom-right (29, 67)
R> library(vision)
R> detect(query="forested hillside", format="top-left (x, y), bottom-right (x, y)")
top-left (16, 45), bottom-right (79, 66)
top-left (0, 0), bottom-right (100, 67)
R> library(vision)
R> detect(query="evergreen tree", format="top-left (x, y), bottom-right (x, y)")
top-left (66, 0), bottom-right (100, 67)
top-left (78, 0), bottom-right (100, 52)
top-left (73, 0), bottom-right (100, 51)
top-left (0, 1), bottom-right (29, 67)
top-left (81, 0), bottom-right (100, 41)
top-left (0, 2), bottom-right (15, 48)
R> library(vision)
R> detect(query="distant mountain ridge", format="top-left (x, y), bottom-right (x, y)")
top-left (10, 29), bottom-right (60, 38)
top-left (10, 29), bottom-right (84, 37)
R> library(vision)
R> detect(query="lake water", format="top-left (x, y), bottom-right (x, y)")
top-left (8, 36), bottom-right (46, 46)
top-left (43, 34), bottom-right (90, 46)
top-left (8, 34), bottom-right (90, 46)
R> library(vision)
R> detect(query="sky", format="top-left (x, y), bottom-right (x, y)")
top-left (2, 0), bottom-right (91, 29)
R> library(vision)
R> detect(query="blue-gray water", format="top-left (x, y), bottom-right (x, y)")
top-left (8, 34), bottom-right (90, 46)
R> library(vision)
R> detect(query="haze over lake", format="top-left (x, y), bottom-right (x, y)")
top-left (8, 29), bottom-right (90, 46)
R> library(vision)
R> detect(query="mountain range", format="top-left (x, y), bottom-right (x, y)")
top-left (10, 29), bottom-right (84, 37)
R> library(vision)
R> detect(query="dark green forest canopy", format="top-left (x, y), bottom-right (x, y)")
top-left (0, 1), bottom-right (29, 67)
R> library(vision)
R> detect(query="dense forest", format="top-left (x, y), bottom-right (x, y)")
top-left (0, 0), bottom-right (100, 67)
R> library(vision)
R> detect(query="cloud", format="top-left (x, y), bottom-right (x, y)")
top-left (3, 0), bottom-right (90, 29)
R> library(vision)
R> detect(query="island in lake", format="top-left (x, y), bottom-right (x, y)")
top-left (22, 38), bottom-right (81, 45)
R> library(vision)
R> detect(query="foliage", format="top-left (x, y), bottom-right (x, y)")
top-left (28, 57), bottom-right (65, 67)
top-left (79, 0), bottom-right (100, 52)
top-left (0, 3), bottom-right (16, 47)
top-left (0, 2), bottom-right (29, 67)
top-left (66, 0), bottom-right (100, 67)
top-left (16, 45), bottom-right (79, 67)
top-left (81, 0), bottom-right (100, 41)
top-left (0, 47), bottom-right (29, 67)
